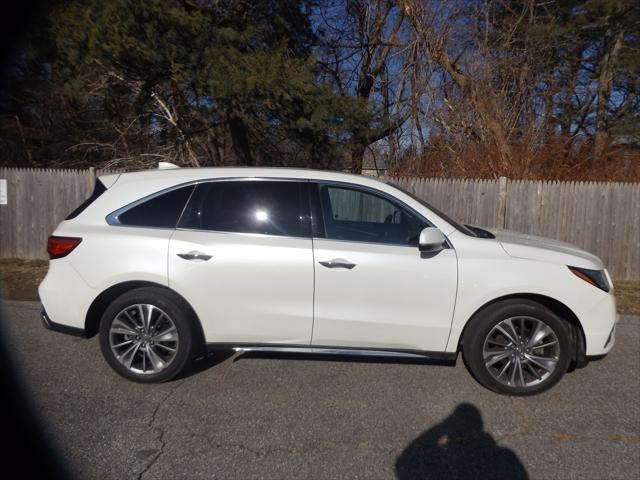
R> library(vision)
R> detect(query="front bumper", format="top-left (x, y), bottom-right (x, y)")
top-left (575, 320), bottom-right (616, 368)
top-left (580, 292), bottom-right (618, 356)
top-left (603, 321), bottom-right (616, 349)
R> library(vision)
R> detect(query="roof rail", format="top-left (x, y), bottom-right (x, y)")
top-left (158, 161), bottom-right (181, 170)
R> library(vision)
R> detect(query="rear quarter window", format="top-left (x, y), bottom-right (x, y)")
top-left (114, 185), bottom-right (195, 228)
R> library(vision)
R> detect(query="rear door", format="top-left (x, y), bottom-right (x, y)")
top-left (168, 179), bottom-right (314, 345)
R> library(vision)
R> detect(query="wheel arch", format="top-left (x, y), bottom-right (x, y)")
top-left (457, 293), bottom-right (586, 367)
top-left (84, 281), bottom-right (206, 356)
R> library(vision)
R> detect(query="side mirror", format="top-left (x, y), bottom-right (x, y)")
top-left (418, 227), bottom-right (446, 252)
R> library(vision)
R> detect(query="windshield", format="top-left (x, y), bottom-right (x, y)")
top-left (387, 181), bottom-right (477, 237)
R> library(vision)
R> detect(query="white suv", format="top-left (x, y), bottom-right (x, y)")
top-left (39, 167), bottom-right (617, 395)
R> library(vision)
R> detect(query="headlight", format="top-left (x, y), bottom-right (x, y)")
top-left (568, 266), bottom-right (610, 292)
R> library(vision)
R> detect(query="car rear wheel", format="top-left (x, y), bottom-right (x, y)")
top-left (99, 287), bottom-right (195, 382)
top-left (462, 299), bottom-right (572, 396)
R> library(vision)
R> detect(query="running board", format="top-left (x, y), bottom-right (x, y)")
top-left (206, 343), bottom-right (456, 362)
top-left (234, 346), bottom-right (434, 359)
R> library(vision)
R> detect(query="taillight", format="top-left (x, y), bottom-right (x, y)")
top-left (47, 236), bottom-right (82, 259)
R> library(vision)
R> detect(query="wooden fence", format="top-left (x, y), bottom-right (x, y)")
top-left (0, 168), bottom-right (103, 260)
top-left (1, 168), bottom-right (639, 280)
top-left (390, 176), bottom-right (640, 281)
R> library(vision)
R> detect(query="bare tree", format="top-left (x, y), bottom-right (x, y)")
top-left (317, 0), bottom-right (423, 172)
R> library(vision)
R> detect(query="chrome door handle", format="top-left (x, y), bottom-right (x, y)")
top-left (177, 251), bottom-right (212, 261)
top-left (319, 259), bottom-right (356, 269)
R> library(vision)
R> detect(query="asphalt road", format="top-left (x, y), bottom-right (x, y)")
top-left (2, 300), bottom-right (639, 480)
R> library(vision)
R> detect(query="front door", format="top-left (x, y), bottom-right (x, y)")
top-left (310, 182), bottom-right (458, 352)
top-left (168, 179), bottom-right (314, 345)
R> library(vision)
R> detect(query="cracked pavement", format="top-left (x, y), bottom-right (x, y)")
top-left (136, 379), bottom-right (185, 480)
top-left (2, 300), bottom-right (639, 479)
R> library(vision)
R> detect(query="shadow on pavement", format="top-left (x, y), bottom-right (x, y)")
top-left (0, 302), bottom-right (70, 479)
top-left (395, 403), bottom-right (528, 480)
top-left (173, 350), bottom-right (235, 380)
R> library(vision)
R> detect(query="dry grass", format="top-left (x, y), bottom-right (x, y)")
top-left (613, 281), bottom-right (640, 316)
top-left (0, 259), bottom-right (48, 301)
top-left (1, 258), bottom-right (639, 314)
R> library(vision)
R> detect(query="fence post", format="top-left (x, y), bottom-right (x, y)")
top-left (497, 176), bottom-right (508, 229)
top-left (87, 167), bottom-right (96, 190)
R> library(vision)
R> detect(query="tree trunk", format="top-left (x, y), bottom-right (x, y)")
top-left (348, 4), bottom-right (406, 173)
top-left (228, 114), bottom-right (254, 166)
top-left (350, 143), bottom-right (366, 173)
top-left (595, 29), bottom-right (624, 158)
top-left (400, 0), bottom-right (513, 173)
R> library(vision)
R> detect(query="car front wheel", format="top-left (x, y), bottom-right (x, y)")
top-left (462, 299), bottom-right (572, 395)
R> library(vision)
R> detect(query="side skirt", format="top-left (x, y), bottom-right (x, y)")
top-left (206, 343), bottom-right (457, 364)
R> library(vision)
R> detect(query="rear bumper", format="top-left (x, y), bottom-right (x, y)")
top-left (41, 307), bottom-right (87, 338)
top-left (38, 258), bottom-right (97, 333)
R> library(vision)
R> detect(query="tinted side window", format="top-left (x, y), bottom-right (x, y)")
top-left (318, 184), bottom-right (426, 245)
top-left (117, 185), bottom-right (194, 228)
top-left (179, 181), bottom-right (309, 237)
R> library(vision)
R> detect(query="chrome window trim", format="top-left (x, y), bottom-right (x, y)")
top-left (174, 226), bottom-right (313, 241)
top-left (311, 236), bottom-right (441, 249)
top-left (312, 179), bottom-right (435, 228)
top-left (106, 177), bottom-right (310, 229)
top-left (311, 180), bottom-right (453, 249)
top-left (176, 178), bottom-right (311, 239)
top-left (106, 181), bottom-right (198, 227)
top-left (105, 176), bottom-right (453, 249)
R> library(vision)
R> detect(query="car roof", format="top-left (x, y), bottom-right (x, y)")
top-left (100, 166), bottom-right (386, 186)
top-left (94, 167), bottom-right (458, 235)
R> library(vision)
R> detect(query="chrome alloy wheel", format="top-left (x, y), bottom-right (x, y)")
top-left (482, 316), bottom-right (560, 388)
top-left (109, 304), bottom-right (179, 375)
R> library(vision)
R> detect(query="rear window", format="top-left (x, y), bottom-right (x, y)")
top-left (66, 180), bottom-right (107, 220)
top-left (116, 185), bottom-right (195, 228)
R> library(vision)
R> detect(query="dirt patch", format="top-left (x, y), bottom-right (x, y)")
top-left (1, 258), bottom-right (639, 315)
top-left (613, 281), bottom-right (640, 316)
top-left (0, 259), bottom-right (48, 301)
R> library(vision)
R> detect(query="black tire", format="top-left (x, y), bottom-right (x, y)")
top-left (99, 287), bottom-right (196, 383)
top-left (462, 299), bottom-right (572, 396)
